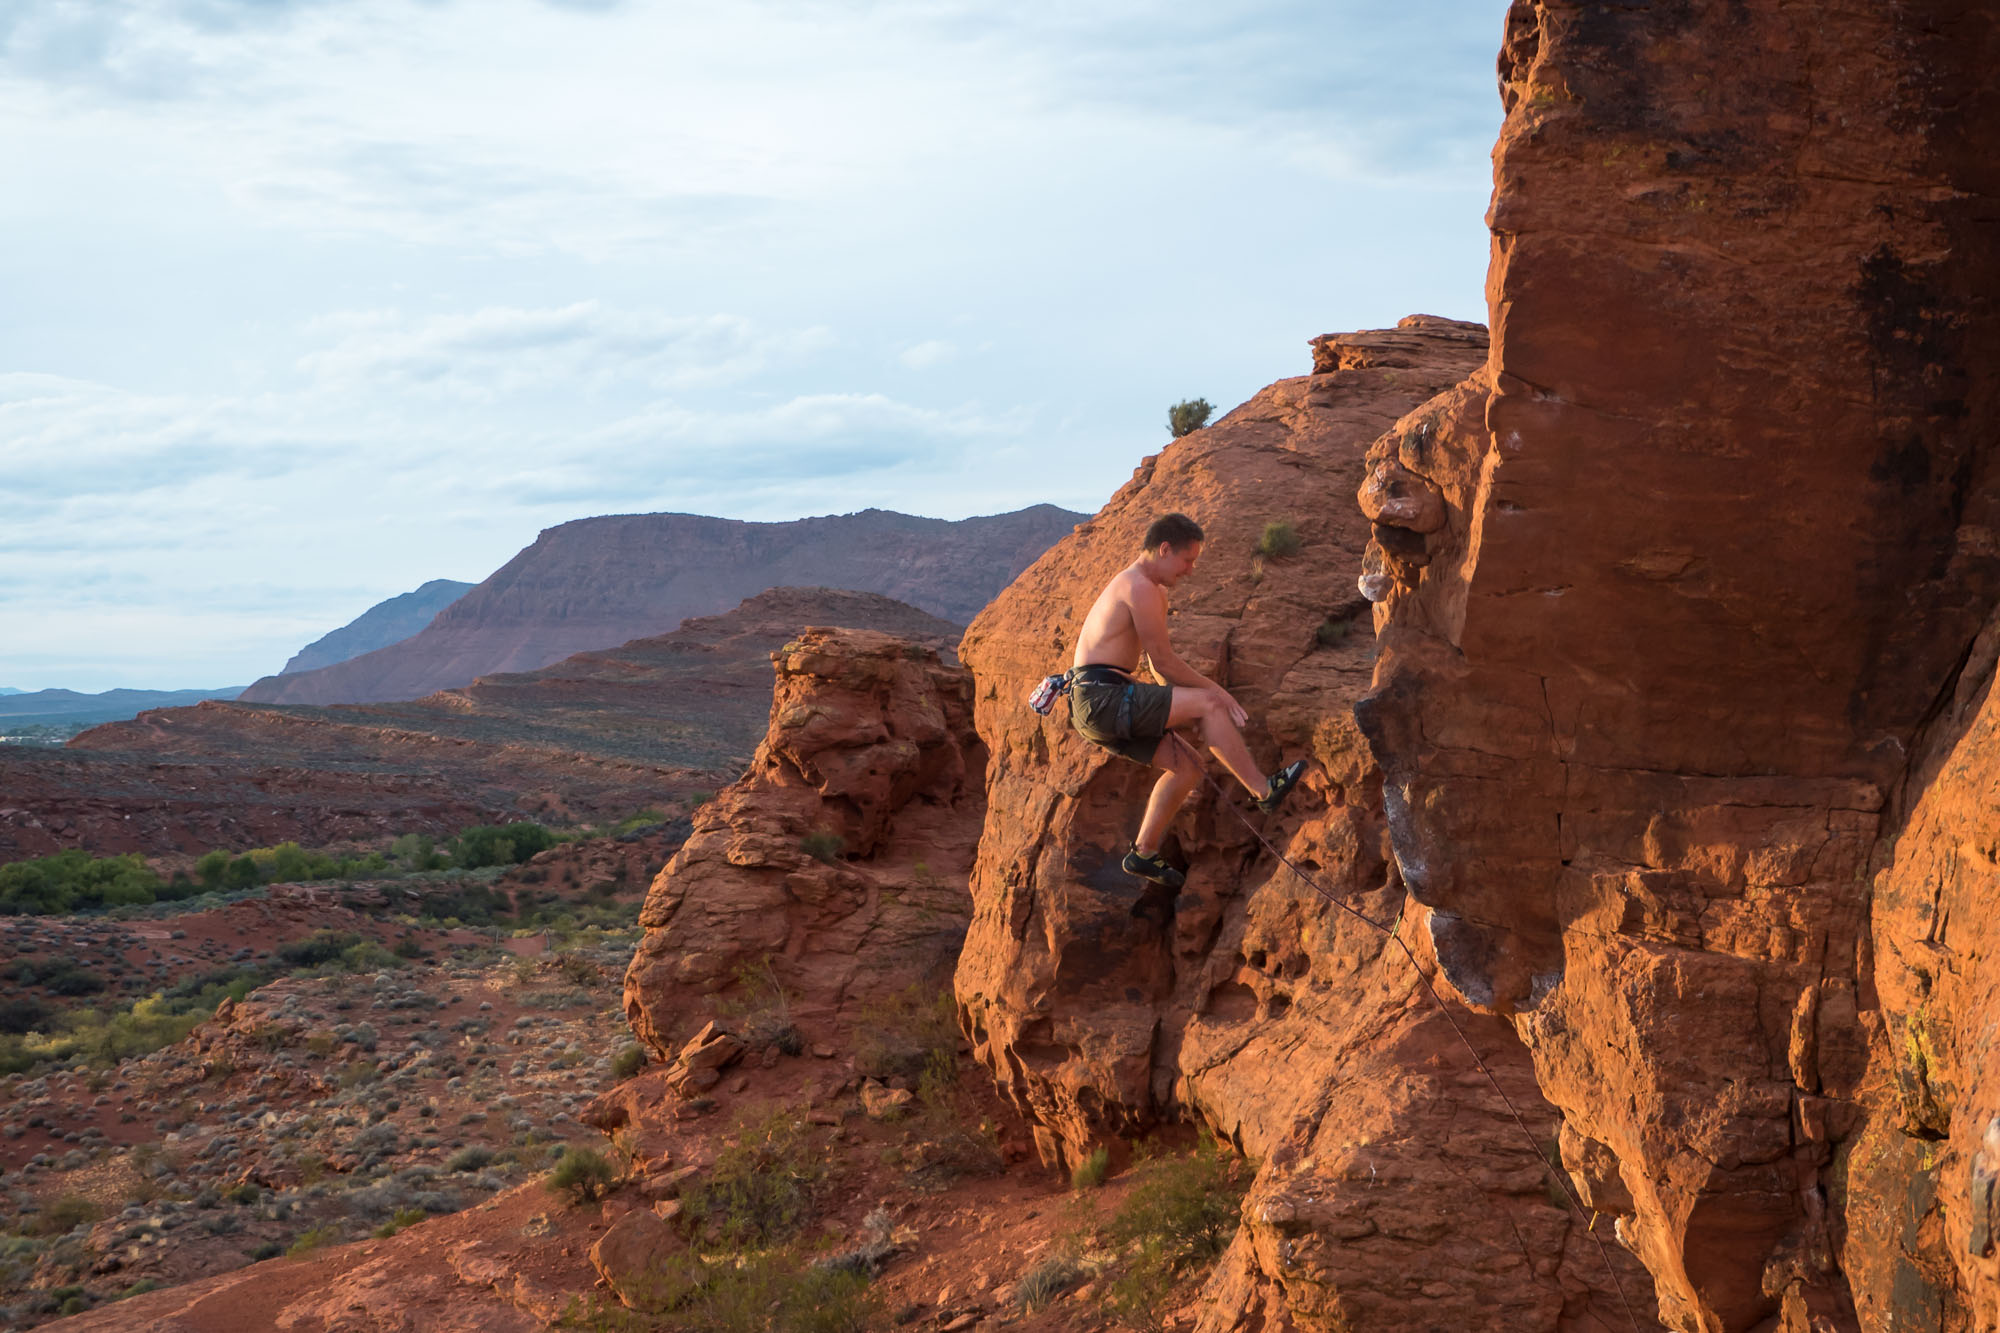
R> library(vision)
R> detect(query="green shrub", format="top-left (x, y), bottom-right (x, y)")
top-left (552, 951), bottom-right (604, 987)
top-left (1257, 520), bottom-right (1302, 560)
top-left (287, 1223), bottom-right (342, 1256)
top-left (388, 832), bottom-right (447, 871)
top-left (609, 809), bottom-right (666, 836)
top-left (247, 1241), bottom-right (284, 1261)
top-left (679, 1106), bottom-right (825, 1248)
top-left (610, 1044), bottom-right (646, 1079)
top-left (547, 1146), bottom-right (618, 1204)
top-left (372, 1207), bottom-right (427, 1239)
top-left (1102, 1235), bottom-right (1175, 1332)
top-left (0, 996), bottom-right (51, 1034)
top-left (1107, 1141), bottom-right (1248, 1272)
top-left (452, 822), bottom-right (559, 869)
top-left (853, 983), bottom-right (959, 1082)
top-left (0, 983), bottom-right (247, 1075)
top-left (31, 1194), bottom-right (103, 1236)
top-left (799, 829), bottom-right (844, 864)
top-left (1015, 1254), bottom-right (1081, 1312)
top-left (1315, 617), bottom-right (1351, 646)
top-left (1167, 398), bottom-right (1214, 438)
top-left (447, 1145), bottom-right (495, 1173)
top-left (686, 1251), bottom-right (886, 1333)
top-left (8, 958), bottom-right (107, 996)
top-left (278, 931), bottom-right (365, 969)
top-left (0, 849), bottom-right (164, 915)
top-left (1071, 1145), bottom-right (1110, 1190)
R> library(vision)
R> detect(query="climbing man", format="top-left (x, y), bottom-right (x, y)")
top-left (1067, 512), bottom-right (1308, 890)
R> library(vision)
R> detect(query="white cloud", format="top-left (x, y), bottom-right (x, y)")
top-left (899, 339), bottom-right (957, 370)
top-left (296, 303), bottom-right (830, 398)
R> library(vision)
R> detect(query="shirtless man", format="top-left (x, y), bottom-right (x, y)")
top-left (1067, 512), bottom-right (1307, 889)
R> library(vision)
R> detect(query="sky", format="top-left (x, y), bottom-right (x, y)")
top-left (0, 0), bottom-right (1506, 692)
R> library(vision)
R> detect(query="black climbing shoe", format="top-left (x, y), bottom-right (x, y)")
top-left (1255, 759), bottom-right (1308, 814)
top-left (1121, 848), bottom-right (1186, 890)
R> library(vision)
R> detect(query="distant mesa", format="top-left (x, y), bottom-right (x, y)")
top-left (278, 578), bottom-right (476, 676)
top-left (238, 505), bottom-right (1082, 707)
top-left (0, 585), bottom-right (962, 862)
top-left (0, 687), bottom-right (246, 731)
top-left (0, 687), bottom-right (22, 696)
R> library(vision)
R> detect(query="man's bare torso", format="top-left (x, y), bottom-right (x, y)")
top-left (1072, 564), bottom-right (1160, 672)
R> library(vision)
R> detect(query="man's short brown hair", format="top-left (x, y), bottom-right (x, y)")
top-left (1142, 513), bottom-right (1204, 552)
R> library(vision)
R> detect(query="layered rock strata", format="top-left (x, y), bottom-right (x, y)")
top-left (1357, 3), bottom-right (2000, 1329)
top-left (242, 506), bottom-right (1080, 705)
top-left (953, 320), bottom-right (1652, 1327)
top-left (623, 628), bottom-right (987, 1056)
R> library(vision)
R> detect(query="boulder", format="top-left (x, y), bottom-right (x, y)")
top-left (624, 629), bottom-right (987, 1057)
top-left (589, 1207), bottom-right (705, 1311)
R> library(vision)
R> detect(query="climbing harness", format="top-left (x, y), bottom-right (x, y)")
top-left (1162, 733), bottom-right (1646, 1333)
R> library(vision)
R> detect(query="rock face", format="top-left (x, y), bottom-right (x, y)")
top-left (952, 320), bottom-right (1649, 1328)
top-left (624, 627), bottom-right (986, 1056)
top-left (278, 579), bottom-right (476, 676)
top-left (1356, 3), bottom-right (2000, 1330)
top-left (240, 506), bottom-right (1081, 706)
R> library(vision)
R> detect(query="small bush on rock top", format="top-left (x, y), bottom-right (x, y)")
top-left (547, 1145), bottom-right (618, 1204)
top-left (1167, 398), bottom-right (1213, 438)
top-left (610, 1044), bottom-right (646, 1079)
top-left (1256, 520), bottom-right (1302, 560)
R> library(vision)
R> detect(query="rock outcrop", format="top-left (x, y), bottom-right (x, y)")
top-left (952, 320), bottom-right (1651, 1327)
top-left (240, 506), bottom-right (1081, 705)
top-left (624, 627), bottom-right (986, 1056)
top-left (1356, 3), bottom-right (2000, 1330)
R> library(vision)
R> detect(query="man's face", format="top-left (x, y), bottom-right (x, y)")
top-left (1157, 540), bottom-right (1201, 585)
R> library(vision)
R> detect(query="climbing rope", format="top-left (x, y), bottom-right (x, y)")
top-left (1163, 734), bottom-right (1646, 1333)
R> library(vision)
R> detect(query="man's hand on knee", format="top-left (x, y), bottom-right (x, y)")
top-left (1207, 687), bottom-right (1247, 728)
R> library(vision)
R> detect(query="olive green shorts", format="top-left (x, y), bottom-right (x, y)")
top-left (1069, 667), bottom-right (1174, 766)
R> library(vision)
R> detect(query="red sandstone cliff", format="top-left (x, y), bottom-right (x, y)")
top-left (951, 320), bottom-right (1654, 1329)
top-left (1356, 3), bottom-right (2000, 1330)
top-left (240, 506), bottom-right (1079, 706)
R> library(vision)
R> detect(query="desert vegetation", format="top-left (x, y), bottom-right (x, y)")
top-left (1167, 398), bottom-right (1214, 438)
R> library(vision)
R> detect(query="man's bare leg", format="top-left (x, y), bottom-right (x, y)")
top-left (1165, 689), bottom-right (1266, 797)
top-left (1134, 736), bottom-right (1201, 856)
